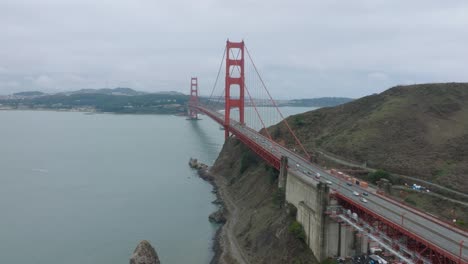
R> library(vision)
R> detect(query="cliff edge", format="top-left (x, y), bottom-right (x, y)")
top-left (210, 138), bottom-right (317, 264)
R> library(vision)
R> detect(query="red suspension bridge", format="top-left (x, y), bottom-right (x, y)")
top-left (187, 40), bottom-right (467, 264)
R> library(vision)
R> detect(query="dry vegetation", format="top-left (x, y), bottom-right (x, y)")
top-left (270, 83), bottom-right (468, 193)
top-left (211, 139), bottom-right (317, 264)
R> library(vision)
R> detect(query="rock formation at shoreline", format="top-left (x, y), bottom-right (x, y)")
top-left (188, 158), bottom-right (226, 263)
top-left (130, 240), bottom-right (161, 264)
top-left (209, 207), bottom-right (226, 224)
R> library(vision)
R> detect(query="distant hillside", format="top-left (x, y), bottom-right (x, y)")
top-left (67, 87), bottom-right (144, 96)
top-left (286, 97), bottom-right (354, 107)
top-left (12, 91), bottom-right (45, 97)
top-left (269, 83), bottom-right (468, 192)
top-left (0, 93), bottom-right (188, 114)
top-left (66, 88), bottom-right (184, 96)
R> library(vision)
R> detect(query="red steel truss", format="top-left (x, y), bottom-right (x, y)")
top-left (335, 193), bottom-right (465, 264)
top-left (191, 104), bottom-right (280, 169)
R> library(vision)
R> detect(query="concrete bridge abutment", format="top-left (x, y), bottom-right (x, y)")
top-left (284, 169), bottom-right (329, 260)
top-left (279, 157), bottom-right (367, 261)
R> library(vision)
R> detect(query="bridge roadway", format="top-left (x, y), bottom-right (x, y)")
top-left (193, 105), bottom-right (468, 263)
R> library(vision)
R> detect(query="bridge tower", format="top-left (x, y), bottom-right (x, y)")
top-left (188, 77), bottom-right (199, 120)
top-left (224, 40), bottom-right (245, 139)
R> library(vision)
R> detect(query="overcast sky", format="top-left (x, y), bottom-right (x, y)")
top-left (1, 0), bottom-right (467, 99)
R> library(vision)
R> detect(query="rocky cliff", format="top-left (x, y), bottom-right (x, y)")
top-left (210, 139), bottom-right (317, 264)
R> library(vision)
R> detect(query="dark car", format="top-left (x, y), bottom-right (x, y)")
top-left (362, 192), bottom-right (369, 196)
top-left (346, 182), bottom-right (353, 186)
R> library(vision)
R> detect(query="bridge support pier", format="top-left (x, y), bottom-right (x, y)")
top-left (284, 170), bottom-right (373, 261)
top-left (285, 171), bottom-right (329, 261)
top-left (324, 212), bottom-right (364, 258)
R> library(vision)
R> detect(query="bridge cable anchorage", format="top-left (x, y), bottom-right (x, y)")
top-left (228, 48), bottom-right (278, 153)
top-left (245, 45), bottom-right (311, 161)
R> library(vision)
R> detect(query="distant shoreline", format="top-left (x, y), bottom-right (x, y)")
top-left (0, 107), bottom-right (96, 113)
top-left (0, 107), bottom-right (187, 116)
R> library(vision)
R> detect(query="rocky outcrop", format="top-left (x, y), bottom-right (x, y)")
top-left (188, 158), bottom-right (227, 263)
top-left (130, 240), bottom-right (161, 264)
top-left (189, 158), bottom-right (208, 170)
top-left (208, 207), bottom-right (226, 224)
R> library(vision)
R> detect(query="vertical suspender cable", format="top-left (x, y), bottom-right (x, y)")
top-left (245, 45), bottom-right (311, 160)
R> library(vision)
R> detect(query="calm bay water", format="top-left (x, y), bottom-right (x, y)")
top-left (0, 107), bottom-right (315, 264)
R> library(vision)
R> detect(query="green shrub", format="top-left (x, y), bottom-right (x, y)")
top-left (456, 219), bottom-right (466, 227)
top-left (272, 127), bottom-right (281, 138)
top-left (292, 258), bottom-right (303, 264)
top-left (368, 169), bottom-right (392, 184)
top-left (273, 188), bottom-right (285, 207)
top-left (287, 203), bottom-right (298, 218)
top-left (391, 175), bottom-right (404, 185)
top-left (321, 258), bottom-right (338, 264)
top-left (293, 116), bottom-right (306, 127)
top-left (289, 220), bottom-right (306, 241)
top-left (266, 166), bottom-right (279, 184)
top-left (239, 150), bottom-right (258, 173)
top-left (404, 197), bottom-right (417, 206)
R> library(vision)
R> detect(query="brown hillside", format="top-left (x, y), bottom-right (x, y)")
top-left (269, 83), bottom-right (468, 193)
top-left (211, 139), bottom-right (317, 264)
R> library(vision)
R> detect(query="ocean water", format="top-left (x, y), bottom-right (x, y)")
top-left (0, 107), bottom-right (315, 264)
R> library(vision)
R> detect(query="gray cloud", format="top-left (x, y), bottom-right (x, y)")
top-left (0, 0), bottom-right (467, 98)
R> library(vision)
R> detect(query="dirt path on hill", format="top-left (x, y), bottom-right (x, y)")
top-left (215, 176), bottom-right (250, 264)
top-left (317, 149), bottom-right (468, 200)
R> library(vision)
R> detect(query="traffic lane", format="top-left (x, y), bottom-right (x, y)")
top-left (293, 156), bottom-right (467, 255)
top-left (363, 195), bottom-right (468, 260)
top-left (291, 156), bottom-right (468, 259)
top-left (230, 121), bottom-right (467, 259)
top-left (258, 140), bottom-right (467, 258)
top-left (306, 164), bottom-right (468, 258)
top-left (287, 153), bottom-right (458, 233)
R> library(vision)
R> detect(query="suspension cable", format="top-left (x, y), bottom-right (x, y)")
top-left (228, 49), bottom-right (276, 145)
top-left (245, 45), bottom-right (311, 160)
top-left (206, 46), bottom-right (227, 109)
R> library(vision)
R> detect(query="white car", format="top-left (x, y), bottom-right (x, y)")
top-left (360, 197), bottom-right (368, 203)
top-left (325, 180), bottom-right (332, 185)
top-left (315, 172), bottom-right (321, 179)
top-left (353, 191), bottom-right (360, 196)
